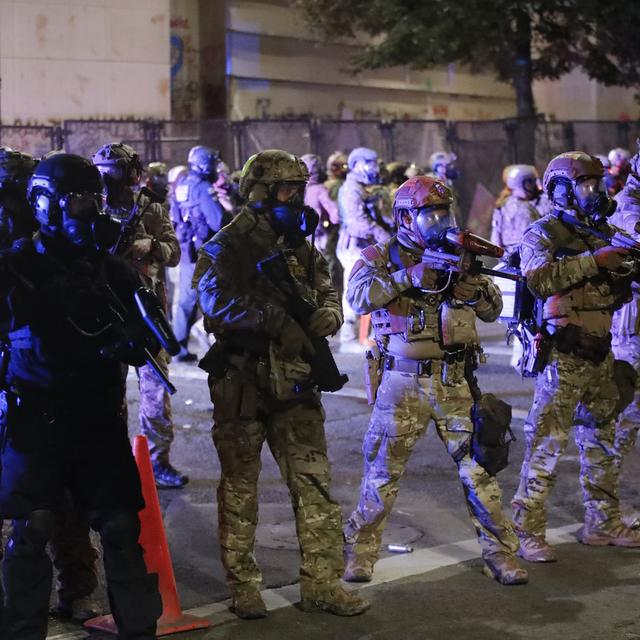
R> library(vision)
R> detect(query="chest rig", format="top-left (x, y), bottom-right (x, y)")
top-left (368, 240), bottom-right (444, 343)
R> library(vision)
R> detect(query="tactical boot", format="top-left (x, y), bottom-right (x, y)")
top-left (482, 552), bottom-right (529, 586)
top-left (230, 585), bottom-right (267, 619)
top-left (153, 461), bottom-right (189, 489)
top-left (343, 554), bottom-right (374, 583)
top-left (516, 532), bottom-right (557, 563)
top-left (299, 584), bottom-right (370, 616)
top-left (53, 595), bottom-right (101, 621)
top-left (579, 522), bottom-right (640, 547)
top-left (621, 508), bottom-right (640, 530)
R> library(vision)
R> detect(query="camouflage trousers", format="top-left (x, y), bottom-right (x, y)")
top-left (612, 336), bottom-right (640, 473)
top-left (137, 349), bottom-right (174, 464)
top-left (344, 365), bottom-right (519, 562)
top-left (211, 389), bottom-right (343, 592)
top-left (512, 349), bottom-right (620, 536)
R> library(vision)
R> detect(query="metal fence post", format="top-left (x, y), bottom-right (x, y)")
top-left (378, 120), bottom-right (394, 162)
top-left (309, 118), bottom-right (321, 157)
top-left (562, 122), bottom-right (575, 151)
top-left (617, 120), bottom-right (630, 148)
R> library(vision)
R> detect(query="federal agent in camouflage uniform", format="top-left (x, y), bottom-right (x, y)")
top-left (608, 147), bottom-right (640, 527)
top-left (194, 149), bottom-right (369, 619)
top-left (491, 165), bottom-right (544, 257)
top-left (300, 154), bottom-right (341, 291)
top-left (512, 151), bottom-right (640, 563)
top-left (93, 143), bottom-right (186, 489)
top-left (343, 176), bottom-right (527, 586)
top-left (171, 145), bottom-right (229, 362)
top-left (337, 147), bottom-right (390, 341)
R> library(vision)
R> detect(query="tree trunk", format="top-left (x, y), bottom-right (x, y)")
top-left (512, 10), bottom-right (536, 164)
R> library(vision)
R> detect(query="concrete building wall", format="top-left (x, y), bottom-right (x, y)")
top-left (534, 68), bottom-right (640, 122)
top-left (0, 0), bottom-right (171, 123)
top-left (224, 0), bottom-right (516, 121)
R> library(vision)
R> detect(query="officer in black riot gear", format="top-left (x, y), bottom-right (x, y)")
top-left (0, 153), bottom-right (162, 639)
top-left (170, 145), bottom-right (229, 361)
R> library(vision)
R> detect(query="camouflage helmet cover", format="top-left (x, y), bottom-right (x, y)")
top-left (147, 161), bottom-right (168, 177)
top-left (393, 175), bottom-right (453, 225)
top-left (542, 151), bottom-right (604, 193)
top-left (239, 149), bottom-right (309, 202)
top-left (394, 176), bottom-right (453, 210)
top-left (326, 151), bottom-right (347, 175)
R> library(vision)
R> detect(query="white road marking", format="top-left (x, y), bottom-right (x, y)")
top-left (47, 523), bottom-right (581, 638)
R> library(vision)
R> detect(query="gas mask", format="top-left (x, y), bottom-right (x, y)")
top-left (269, 183), bottom-right (318, 246)
top-left (36, 191), bottom-right (108, 249)
top-left (354, 159), bottom-right (380, 186)
top-left (397, 205), bottom-right (454, 252)
top-left (573, 176), bottom-right (616, 221)
top-left (522, 177), bottom-right (541, 200)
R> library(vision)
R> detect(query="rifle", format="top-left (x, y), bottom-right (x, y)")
top-left (560, 213), bottom-right (640, 259)
top-left (110, 187), bottom-right (163, 256)
top-left (422, 228), bottom-right (524, 282)
top-left (257, 251), bottom-right (349, 393)
top-left (6, 256), bottom-right (180, 395)
top-left (99, 284), bottom-right (180, 395)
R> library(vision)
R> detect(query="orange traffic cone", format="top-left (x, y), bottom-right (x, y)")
top-left (85, 435), bottom-right (210, 635)
top-left (358, 314), bottom-right (373, 346)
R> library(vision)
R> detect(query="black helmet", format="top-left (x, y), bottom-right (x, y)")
top-left (28, 154), bottom-right (104, 247)
top-left (187, 145), bottom-right (219, 181)
top-left (0, 147), bottom-right (37, 190)
top-left (92, 142), bottom-right (143, 186)
top-left (0, 147), bottom-right (38, 246)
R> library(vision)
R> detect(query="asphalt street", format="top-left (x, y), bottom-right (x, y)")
top-left (47, 323), bottom-right (640, 640)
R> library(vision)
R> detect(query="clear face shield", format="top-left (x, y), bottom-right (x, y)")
top-left (573, 176), bottom-right (614, 219)
top-left (414, 205), bottom-right (455, 247)
top-left (355, 158), bottom-right (380, 185)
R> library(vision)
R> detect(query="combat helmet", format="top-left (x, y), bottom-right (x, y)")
top-left (92, 142), bottom-right (142, 186)
top-left (239, 149), bottom-right (309, 202)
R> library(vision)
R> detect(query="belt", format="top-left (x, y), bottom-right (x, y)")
top-left (384, 355), bottom-right (433, 376)
top-left (384, 348), bottom-right (467, 376)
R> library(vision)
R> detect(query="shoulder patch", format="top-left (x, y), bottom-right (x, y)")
top-left (361, 244), bottom-right (382, 261)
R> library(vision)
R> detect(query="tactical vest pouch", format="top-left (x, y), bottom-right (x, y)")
top-left (470, 393), bottom-right (515, 476)
top-left (268, 342), bottom-right (313, 401)
top-left (440, 303), bottom-right (477, 347)
top-left (364, 343), bottom-right (382, 405)
top-left (555, 325), bottom-right (611, 364)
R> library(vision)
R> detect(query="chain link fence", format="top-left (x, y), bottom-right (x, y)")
top-left (1, 116), bottom-right (638, 221)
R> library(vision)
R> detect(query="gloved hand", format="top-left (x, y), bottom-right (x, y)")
top-left (308, 307), bottom-right (341, 337)
top-left (453, 274), bottom-right (482, 302)
top-left (593, 246), bottom-right (628, 271)
top-left (128, 238), bottom-right (153, 259)
top-left (407, 262), bottom-right (438, 290)
top-left (278, 319), bottom-right (315, 360)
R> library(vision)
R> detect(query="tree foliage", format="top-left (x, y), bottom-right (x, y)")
top-left (294, 0), bottom-right (640, 116)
